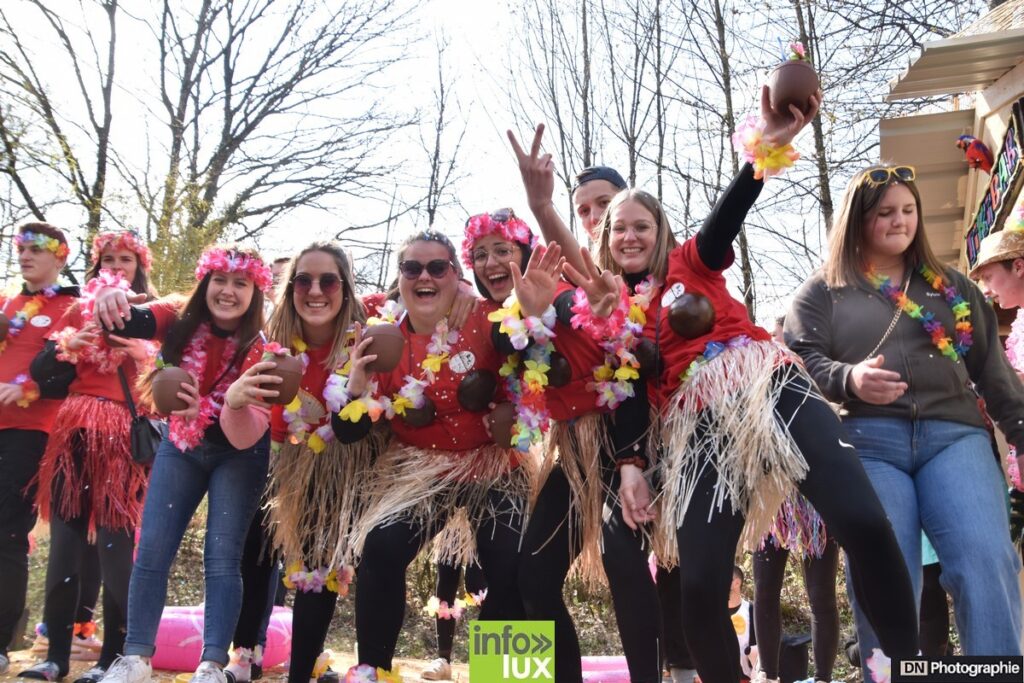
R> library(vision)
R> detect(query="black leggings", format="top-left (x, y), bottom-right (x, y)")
top-left (434, 561), bottom-right (486, 661)
top-left (234, 511), bottom-right (278, 650)
top-left (520, 463), bottom-right (662, 683)
top-left (355, 488), bottom-right (525, 671)
top-left (753, 537), bottom-right (839, 680)
top-left (674, 378), bottom-right (918, 683)
top-left (44, 512), bottom-right (134, 673)
top-left (288, 590), bottom-right (338, 683)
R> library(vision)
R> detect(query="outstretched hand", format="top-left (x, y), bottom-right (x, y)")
top-left (760, 84), bottom-right (822, 148)
top-left (562, 247), bottom-right (622, 318)
top-left (511, 243), bottom-right (564, 318)
top-left (508, 124), bottom-right (556, 214)
top-left (95, 288), bottom-right (148, 330)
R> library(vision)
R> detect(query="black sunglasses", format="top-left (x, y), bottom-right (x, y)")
top-left (398, 259), bottom-right (456, 279)
top-left (291, 273), bottom-right (342, 295)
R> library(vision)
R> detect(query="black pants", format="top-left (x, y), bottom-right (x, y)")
top-left (673, 378), bottom-right (918, 683)
top-left (434, 561), bottom-right (486, 661)
top-left (753, 537), bottom-right (839, 680)
top-left (656, 565), bottom-right (694, 671)
top-left (919, 562), bottom-right (950, 657)
top-left (233, 511), bottom-right (278, 650)
top-left (0, 428), bottom-right (48, 655)
top-left (520, 461), bottom-right (662, 683)
top-left (288, 590), bottom-right (338, 683)
top-left (76, 546), bottom-right (103, 626)
top-left (355, 488), bottom-right (525, 671)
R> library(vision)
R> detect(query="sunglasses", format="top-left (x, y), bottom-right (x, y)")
top-left (490, 207), bottom-right (515, 222)
top-left (860, 166), bottom-right (915, 188)
top-left (399, 259), bottom-right (456, 279)
top-left (291, 273), bottom-right (343, 295)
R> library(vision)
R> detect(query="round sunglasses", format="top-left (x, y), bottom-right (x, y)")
top-left (291, 273), bottom-right (343, 295)
top-left (398, 259), bottom-right (456, 279)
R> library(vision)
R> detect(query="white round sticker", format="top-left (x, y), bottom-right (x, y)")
top-left (660, 282), bottom-right (686, 307)
top-left (449, 350), bottom-right (476, 374)
top-left (30, 315), bottom-right (52, 328)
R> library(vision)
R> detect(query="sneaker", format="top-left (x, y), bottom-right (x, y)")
top-left (225, 647), bottom-right (253, 683)
top-left (191, 661), bottom-right (228, 683)
top-left (1, 653), bottom-right (10, 675)
top-left (19, 661), bottom-right (64, 681)
top-left (100, 655), bottom-right (151, 683)
top-left (420, 658), bottom-right (451, 681)
top-left (73, 666), bottom-right (107, 683)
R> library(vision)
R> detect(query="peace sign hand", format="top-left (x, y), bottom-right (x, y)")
top-left (562, 247), bottom-right (623, 319)
top-left (507, 124), bottom-right (555, 214)
top-left (511, 242), bottom-right (565, 318)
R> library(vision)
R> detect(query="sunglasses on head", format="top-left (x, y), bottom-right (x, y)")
top-left (291, 273), bottom-right (342, 295)
top-left (860, 166), bottom-right (915, 188)
top-left (399, 259), bottom-right (456, 279)
top-left (490, 207), bottom-right (516, 223)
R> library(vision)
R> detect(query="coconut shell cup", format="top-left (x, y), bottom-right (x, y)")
top-left (457, 369), bottom-right (498, 412)
top-left (487, 402), bottom-right (517, 449)
top-left (668, 293), bottom-right (716, 339)
top-left (767, 60), bottom-right (820, 120)
top-left (261, 353), bottom-right (304, 405)
top-left (151, 366), bottom-right (198, 415)
top-left (0, 313), bottom-right (9, 343)
top-left (364, 324), bottom-right (404, 373)
top-left (401, 397), bottom-right (436, 427)
top-left (547, 352), bottom-right (572, 388)
top-left (635, 338), bottom-right (664, 379)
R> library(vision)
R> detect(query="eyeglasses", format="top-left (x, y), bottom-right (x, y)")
top-left (398, 259), bottom-right (456, 279)
top-left (291, 273), bottom-right (343, 295)
top-left (472, 243), bottom-right (519, 265)
top-left (860, 166), bottom-right (915, 188)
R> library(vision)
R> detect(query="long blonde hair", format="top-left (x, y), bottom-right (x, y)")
top-left (592, 189), bottom-right (678, 282)
top-left (267, 242), bottom-right (365, 370)
top-left (824, 165), bottom-right (944, 287)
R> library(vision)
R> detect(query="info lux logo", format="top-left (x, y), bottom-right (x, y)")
top-left (469, 621), bottom-right (555, 681)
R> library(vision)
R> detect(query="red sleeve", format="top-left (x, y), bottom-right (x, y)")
top-left (240, 340), bottom-right (266, 374)
top-left (270, 404), bottom-right (287, 443)
top-left (147, 299), bottom-right (182, 338)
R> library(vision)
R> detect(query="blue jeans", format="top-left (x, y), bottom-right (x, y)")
top-left (844, 417), bottom-right (1022, 662)
top-left (124, 435), bottom-right (269, 665)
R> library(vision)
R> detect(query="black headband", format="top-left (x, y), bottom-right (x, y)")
top-left (573, 166), bottom-right (627, 193)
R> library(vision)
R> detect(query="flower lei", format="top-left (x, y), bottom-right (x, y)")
top-left (571, 275), bottom-right (658, 410)
top-left (279, 335), bottom-right (360, 454)
top-left (460, 211), bottom-right (539, 269)
top-left (489, 296), bottom-right (556, 451)
top-left (344, 664), bottom-right (401, 683)
top-left (867, 265), bottom-right (973, 362)
top-left (732, 114), bottom-right (800, 180)
top-left (423, 588), bottom-right (486, 621)
top-left (16, 231), bottom-right (70, 259)
top-left (55, 270), bottom-right (132, 374)
top-left (91, 231), bottom-right (152, 270)
top-left (282, 561), bottom-right (354, 595)
top-left (679, 336), bottom-right (752, 383)
top-left (168, 323), bottom-right (239, 450)
top-left (195, 247), bottom-right (273, 293)
top-left (0, 284), bottom-right (59, 356)
top-left (12, 373), bottom-right (40, 407)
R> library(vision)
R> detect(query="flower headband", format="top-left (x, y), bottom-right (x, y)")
top-left (461, 209), bottom-right (539, 269)
top-left (16, 231), bottom-right (70, 259)
top-left (195, 247), bottom-right (274, 292)
top-left (92, 231), bottom-right (153, 270)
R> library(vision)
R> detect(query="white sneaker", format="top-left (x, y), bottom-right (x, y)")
top-left (191, 661), bottom-right (228, 683)
top-left (420, 658), bottom-right (451, 681)
top-left (100, 655), bottom-right (152, 683)
top-left (225, 647), bottom-right (253, 683)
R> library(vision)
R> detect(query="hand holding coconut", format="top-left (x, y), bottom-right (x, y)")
top-left (225, 361), bottom-right (283, 410)
top-left (345, 323), bottom-right (378, 398)
top-left (168, 377), bottom-right (201, 419)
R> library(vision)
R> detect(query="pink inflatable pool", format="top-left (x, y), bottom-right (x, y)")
top-left (581, 656), bottom-right (630, 682)
top-left (151, 605), bottom-right (292, 671)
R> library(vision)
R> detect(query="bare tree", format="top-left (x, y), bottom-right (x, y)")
top-left (422, 35), bottom-right (467, 228)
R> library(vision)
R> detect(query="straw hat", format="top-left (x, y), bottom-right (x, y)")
top-left (969, 226), bottom-right (1024, 278)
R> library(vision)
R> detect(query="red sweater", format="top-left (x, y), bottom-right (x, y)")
top-left (0, 284), bottom-right (78, 432)
top-left (54, 305), bottom-right (149, 403)
top-left (270, 344), bottom-right (331, 443)
top-left (548, 281), bottom-right (607, 421)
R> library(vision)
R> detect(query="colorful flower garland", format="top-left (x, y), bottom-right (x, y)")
top-left (460, 210), bottom-right (538, 269)
top-left (344, 664), bottom-right (401, 683)
top-left (16, 231), bottom-right (69, 259)
top-left (423, 588), bottom-right (486, 621)
top-left (489, 296), bottom-right (556, 451)
top-left (12, 373), bottom-right (39, 407)
top-left (195, 247), bottom-right (273, 293)
top-left (867, 265), bottom-right (973, 362)
top-left (571, 275), bottom-right (658, 410)
top-left (732, 114), bottom-right (800, 181)
top-left (0, 284), bottom-right (59, 356)
top-left (282, 561), bottom-right (354, 595)
top-left (167, 323), bottom-right (239, 450)
top-left (679, 336), bottom-right (752, 384)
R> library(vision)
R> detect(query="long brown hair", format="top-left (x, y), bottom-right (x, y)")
top-left (267, 242), bottom-right (365, 370)
top-left (592, 189), bottom-right (678, 282)
top-left (824, 165), bottom-right (945, 287)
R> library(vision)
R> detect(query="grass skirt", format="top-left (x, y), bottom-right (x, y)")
top-left (350, 442), bottom-right (534, 565)
top-left (655, 341), bottom-right (815, 566)
top-left (267, 427), bottom-right (386, 569)
top-left (35, 393), bottom-right (148, 533)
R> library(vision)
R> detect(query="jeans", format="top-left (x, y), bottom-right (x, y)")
top-left (124, 435), bottom-right (269, 665)
top-left (844, 417), bottom-right (1022, 662)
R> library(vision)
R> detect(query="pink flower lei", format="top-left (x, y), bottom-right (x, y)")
top-left (168, 322), bottom-right (240, 450)
top-left (195, 247), bottom-right (273, 293)
top-left (53, 270), bottom-right (133, 374)
top-left (460, 209), bottom-right (539, 269)
top-left (91, 231), bottom-right (153, 271)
